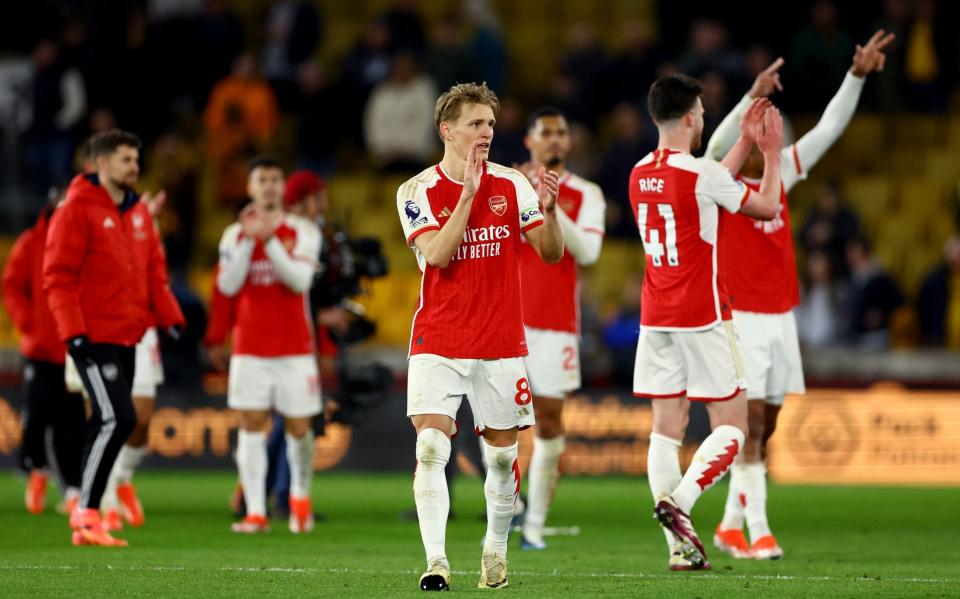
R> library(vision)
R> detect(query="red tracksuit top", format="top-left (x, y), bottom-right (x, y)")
top-left (2, 208), bottom-right (66, 363)
top-left (43, 174), bottom-right (185, 346)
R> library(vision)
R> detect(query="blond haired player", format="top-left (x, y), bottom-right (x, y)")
top-left (515, 106), bottom-right (605, 550)
top-left (398, 82), bottom-right (564, 591)
top-left (707, 31), bottom-right (894, 560)
top-left (630, 74), bottom-right (783, 570)
top-left (217, 156), bottom-right (322, 535)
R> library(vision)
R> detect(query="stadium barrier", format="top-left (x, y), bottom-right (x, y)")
top-left (0, 384), bottom-right (956, 484)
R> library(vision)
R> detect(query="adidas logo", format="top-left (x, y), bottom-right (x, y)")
top-left (103, 216), bottom-right (116, 228)
top-left (439, 207), bottom-right (452, 218)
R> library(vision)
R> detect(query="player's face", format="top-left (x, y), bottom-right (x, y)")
top-left (99, 145), bottom-right (139, 190)
top-left (525, 115), bottom-right (570, 168)
top-left (689, 97), bottom-right (705, 151)
top-left (447, 103), bottom-right (495, 161)
top-left (247, 166), bottom-right (285, 210)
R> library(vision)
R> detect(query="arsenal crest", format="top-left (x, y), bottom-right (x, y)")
top-left (488, 195), bottom-right (508, 216)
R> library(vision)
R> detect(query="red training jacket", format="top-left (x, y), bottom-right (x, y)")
top-left (2, 208), bottom-right (66, 363)
top-left (43, 174), bottom-right (185, 346)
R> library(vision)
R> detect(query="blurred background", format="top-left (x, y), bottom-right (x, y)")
top-left (0, 0), bottom-right (959, 483)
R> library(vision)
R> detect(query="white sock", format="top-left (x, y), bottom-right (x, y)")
top-left (741, 462), bottom-right (771, 540)
top-left (237, 430), bottom-right (268, 517)
top-left (648, 433), bottom-right (682, 553)
top-left (672, 425), bottom-right (744, 514)
top-left (114, 445), bottom-right (146, 484)
top-left (522, 436), bottom-right (565, 543)
top-left (482, 440), bottom-right (519, 556)
top-left (414, 428), bottom-right (450, 565)
top-left (285, 432), bottom-right (315, 500)
top-left (101, 469), bottom-right (119, 511)
top-left (720, 463), bottom-right (746, 530)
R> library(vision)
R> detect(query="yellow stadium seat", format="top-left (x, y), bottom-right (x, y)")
top-left (843, 176), bottom-right (894, 232)
top-left (924, 151), bottom-right (960, 184)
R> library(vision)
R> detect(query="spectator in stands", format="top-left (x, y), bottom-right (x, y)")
top-left (677, 19), bottom-right (744, 81)
top-left (844, 236), bottom-right (904, 350)
top-left (22, 39), bottom-right (87, 204)
top-left (557, 22), bottom-right (610, 130)
top-left (363, 52), bottom-right (437, 173)
top-left (872, 0), bottom-right (910, 111)
top-left (382, 0), bottom-right (427, 53)
top-left (203, 54), bottom-right (279, 204)
top-left (296, 61), bottom-right (338, 175)
top-left (699, 70), bottom-right (730, 143)
top-left (800, 181), bottom-right (861, 279)
top-left (789, 0), bottom-right (855, 111)
top-left (603, 274), bottom-right (643, 387)
top-left (261, 0), bottom-right (322, 110)
top-left (795, 250), bottom-right (848, 349)
top-left (917, 237), bottom-right (960, 349)
top-left (342, 18), bottom-right (394, 145)
top-left (424, 12), bottom-right (473, 93)
top-left (195, 0), bottom-right (246, 104)
top-left (609, 20), bottom-right (661, 105)
top-left (598, 102), bottom-right (656, 238)
top-left (462, 0), bottom-right (507, 92)
top-left (901, 0), bottom-right (956, 112)
top-left (486, 98), bottom-right (527, 168)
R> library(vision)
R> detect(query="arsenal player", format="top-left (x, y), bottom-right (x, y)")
top-left (515, 106), bottom-right (605, 551)
top-left (630, 75), bottom-right (783, 570)
top-left (397, 82), bottom-right (563, 591)
top-left (217, 157), bottom-right (322, 535)
top-left (707, 31), bottom-right (894, 560)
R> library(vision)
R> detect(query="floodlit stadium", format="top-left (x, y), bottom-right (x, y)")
top-left (1, 1), bottom-right (958, 596)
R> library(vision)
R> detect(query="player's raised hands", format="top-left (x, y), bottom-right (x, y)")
top-left (140, 190), bottom-right (167, 217)
top-left (748, 57), bottom-right (784, 99)
top-left (462, 140), bottom-right (484, 199)
top-left (851, 29), bottom-right (896, 77)
top-left (240, 204), bottom-right (261, 238)
top-left (756, 106), bottom-right (784, 155)
top-left (741, 97), bottom-right (771, 142)
top-left (537, 167), bottom-right (559, 214)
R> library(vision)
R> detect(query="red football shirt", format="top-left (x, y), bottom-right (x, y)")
top-left (719, 179), bottom-right (800, 314)
top-left (629, 149), bottom-right (749, 331)
top-left (218, 214), bottom-right (320, 357)
top-left (518, 172), bottom-right (605, 333)
top-left (398, 161), bottom-right (545, 359)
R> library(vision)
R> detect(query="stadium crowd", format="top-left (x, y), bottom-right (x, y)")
top-left (1, 0), bottom-right (959, 376)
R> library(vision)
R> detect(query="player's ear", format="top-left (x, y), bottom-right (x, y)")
top-left (523, 134), bottom-right (533, 151)
top-left (439, 122), bottom-right (452, 143)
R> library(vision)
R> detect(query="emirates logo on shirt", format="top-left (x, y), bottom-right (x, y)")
top-left (488, 195), bottom-right (508, 216)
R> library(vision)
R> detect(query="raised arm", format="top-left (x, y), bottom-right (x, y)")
top-left (263, 220), bottom-right (320, 294)
top-left (720, 97), bottom-right (772, 175)
top-left (216, 220), bottom-right (254, 297)
top-left (412, 142), bottom-right (482, 269)
top-left (785, 30), bottom-right (894, 191)
top-left (739, 108), bottom-right (785, 220)
top-left (523, 167), bottom-right (564, 264)
top-left (705, 57), bottom-right (784, 161)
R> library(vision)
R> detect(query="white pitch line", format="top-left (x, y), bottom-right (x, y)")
top-left (0, 564), bottom-right (951, 584)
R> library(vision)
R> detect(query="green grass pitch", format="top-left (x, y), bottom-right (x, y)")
top-left (2, 471), bottom-right (958, 597)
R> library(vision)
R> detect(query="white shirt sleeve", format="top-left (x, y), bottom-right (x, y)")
top-left (782, 72), bottom-right (865, 192)
top-left (704, 94), bottom-right (752, 162)
top-left (514, 173), bottom-right (544, 233)
top-left (216, 223), bottom-right (253, 297)
top-left (560, 181), bottom-right (605, 265)
top-left (263, 218), bottom-right (320, 294)
top-left (696, 159), bottom-right (749, 214)
top-left (397, 178), bottom-right (440, 246)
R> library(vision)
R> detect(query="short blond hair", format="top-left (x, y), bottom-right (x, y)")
top-left (434, 82), bottom-right (500, 136)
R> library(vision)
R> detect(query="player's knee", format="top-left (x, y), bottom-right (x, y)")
top-left (114, 408), bottom-right (137, 440)
top-left (536, 415), bottom-right (563, 439)
top-left (483, 441), bottom-right (517, 474)
top-left (415, 428), bottom-right (451, 468)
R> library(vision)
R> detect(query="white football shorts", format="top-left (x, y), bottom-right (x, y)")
top-left (228, 354), bottom-right (322, 418)
top-left (523, 327), bottom-right (581, 400)
top-left (407, 354), bottom-right (536, 433)
top-left (132, 327), bottom-right (163, 399)
top-left (633, 321), bottom-right (747, 401)
top-left (732, 310), bottom-right (805, 406)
